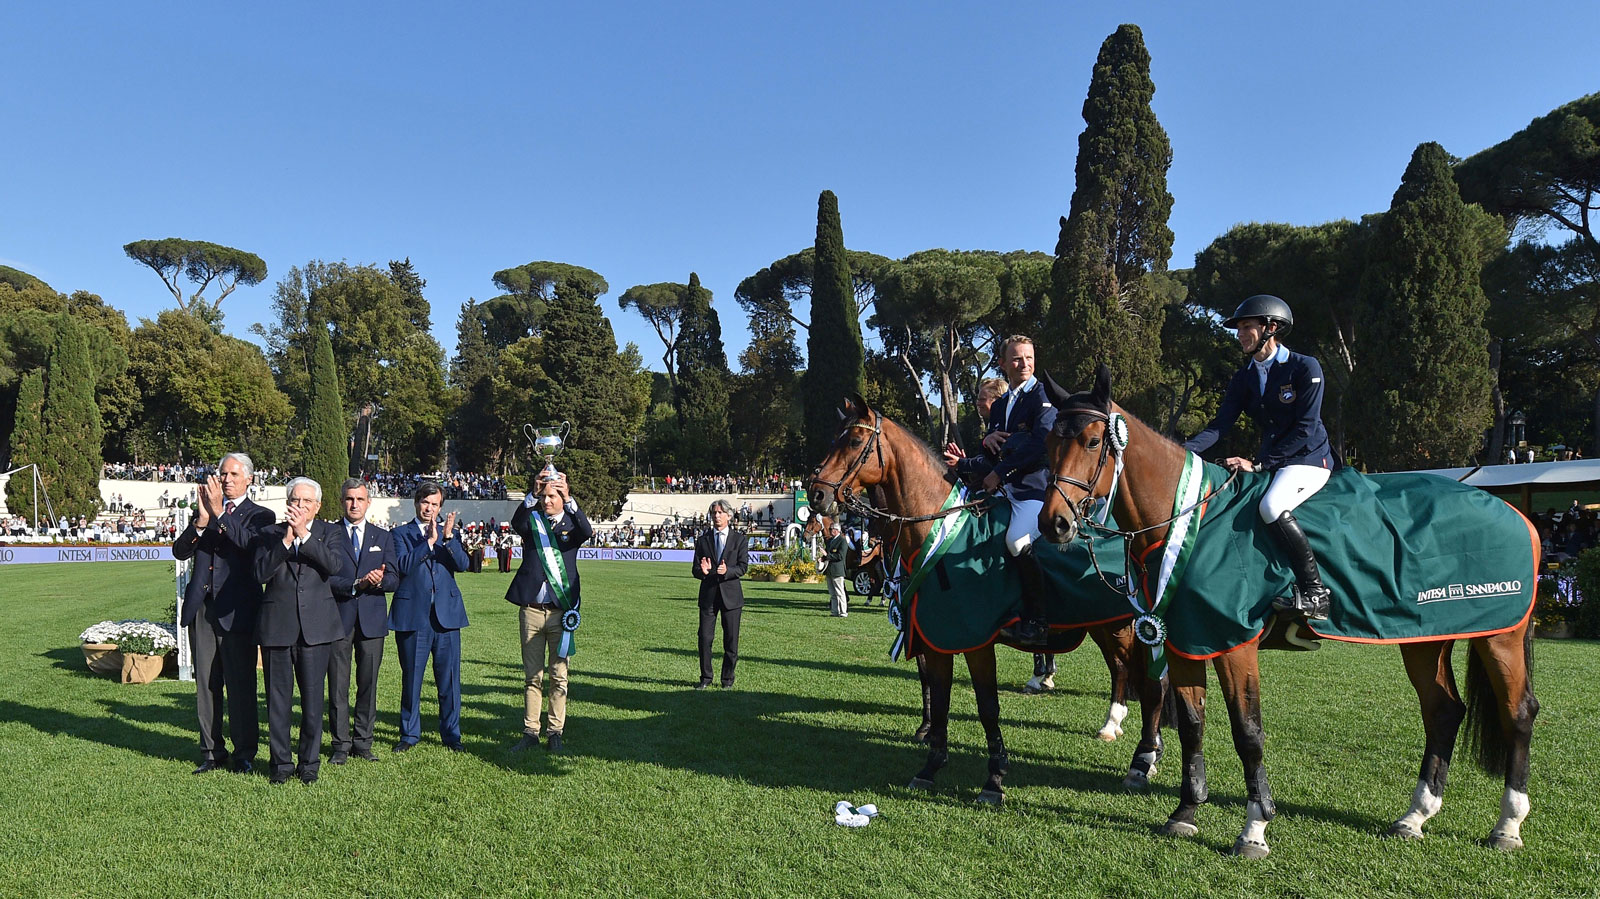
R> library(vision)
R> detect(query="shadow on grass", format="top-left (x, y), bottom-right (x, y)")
top-left (0, 696), bottom-right (196, 762)
top-left (42, 646), bottom-right (102, 676)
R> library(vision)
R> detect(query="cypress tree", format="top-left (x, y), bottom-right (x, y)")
top-left (3, 369), bottom-right (45, 518)
top-left (675, 272), bottom-right (732, 472)
top-left (528, 278), bottom-right (637, 517)
top-left (1350, 142), bottom-right (1494, 470)
top-left (803, 190), bottom-right (865, 464)
top-left (305, 326), bottom-right (349, 508)
top-left (1043, 24), bottom-right (1174, 409)
top-left (37, 317), bottom-right (104, 518)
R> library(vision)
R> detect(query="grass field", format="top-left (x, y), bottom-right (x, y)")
top-left (2, 561), bottom-right (1597, 898)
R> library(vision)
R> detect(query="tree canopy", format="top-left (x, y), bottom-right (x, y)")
top-left (802, 190), bottom-right (866, 465)
top-left (123, 238), bottom-right (266, 328)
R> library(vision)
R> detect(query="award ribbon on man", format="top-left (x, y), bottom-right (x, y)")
top-left (524, 421), bottom-right (579, 655)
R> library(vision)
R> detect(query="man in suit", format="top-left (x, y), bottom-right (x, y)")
top-left (173, 452), bottom-right (275, 775)
top-left (252, 477), bottom-right (350, 785)
top-left (326, 478), bottom-right (398, 764)
top-left (692, 499), bottom-right (748, 689)
top-left (506, 473), bottom-right (592, 753)
top-left (389, 481), bottom-right (471, 752)
top-left (822, 521), bottom-right (849, 618)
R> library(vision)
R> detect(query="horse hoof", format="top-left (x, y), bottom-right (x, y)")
top-left (1231, 838), bottom-right (1271, 860)
top-left (1122, 771), bottom-right (1151, 790)
top-left (911, 726), bottom-right (931, 744)
top-left (976, 789), bottom-right (1004, 806)
top-left (908, 776), bottom-right (935, 792)
top-left (1095, 725), bottom-right (1122, 742)
top-left (1487, 831), bottom-right (1523, 851)
top-left (1160, 819), bottom-right (1199, 839)
top-left (1385, 821), bottom-right (1424, 841)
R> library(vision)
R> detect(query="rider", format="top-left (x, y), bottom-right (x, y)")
top-left (1183, 295), bottom-right (1336, 622)
top-left (965, 336), bottom-right (1055, 648)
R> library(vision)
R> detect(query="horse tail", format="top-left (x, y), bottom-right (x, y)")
top-left (1160, 671), bottom-right (1179, 731)
top-left (1464, 624), bottom-right (1534, 776)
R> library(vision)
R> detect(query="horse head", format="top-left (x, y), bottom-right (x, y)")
top-left (807, 392), bottom-right (889, 518)
top-left (1040, 363), bottom-right (1119, 544)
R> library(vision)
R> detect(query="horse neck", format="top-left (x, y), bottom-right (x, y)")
top-left (876, 419), bottom-right (953, 553)
top-left (1108, 403), bottom-right (1186, 559)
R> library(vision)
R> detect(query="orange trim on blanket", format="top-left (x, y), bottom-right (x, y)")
top-left (909, 592), bottom-right (1135, 655)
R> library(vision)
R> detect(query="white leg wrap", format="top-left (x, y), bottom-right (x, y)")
top-left (1490, 788), bottom-right (1530, 848)
top-left (1040, 674), bottom-right (1054, 690)
top-left (1097, 701), bottom-right (1128, 741)
top-left (1236, 800), bottom-right (1272, 857)
top-left (1391, 780), bottom-right (1442, 838)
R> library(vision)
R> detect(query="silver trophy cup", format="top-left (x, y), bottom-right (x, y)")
top-left (524, 421), bottom-right (572, 480)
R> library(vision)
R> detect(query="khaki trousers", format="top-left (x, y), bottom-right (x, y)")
top-left (519, 605), bottom-right (569, 735)
top-left (828, 576), bottom-right (848, 617)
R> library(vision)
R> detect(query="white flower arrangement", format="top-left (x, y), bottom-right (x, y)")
top-left (79, 619), bottom-right (179, 654)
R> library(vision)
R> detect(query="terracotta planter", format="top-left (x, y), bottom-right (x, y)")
top-left (773, 573), bottom-right (792, 583)
top-left (82, 642), bottom-right (122, 675)
top-left (121, 652), bottom-right (166, 684)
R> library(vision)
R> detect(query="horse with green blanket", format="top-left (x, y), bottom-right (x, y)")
top-left (1039, 364), bottom-right (1539, 857)
top-left (808, 395), bottom-right (1167, 804)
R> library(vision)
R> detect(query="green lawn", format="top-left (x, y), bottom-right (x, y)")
top-left (1, 561), bottom-right (1597, 898)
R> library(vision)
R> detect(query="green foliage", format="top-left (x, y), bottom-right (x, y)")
top-left (305, 327), bottom-right (348, 507)
top-left (1574, 548), bottom-right (1600, 639)
top-left (449, 299), bottom-right (506, 472)
top-left (1350, 143), bottom-right (1494, 470)
top-left (126, 310), bottom-right (293, 467)
top-left (0, 265), bottom-right (48, 292)
top-left (1043, 24), bottom-right (1173, 418)
top-left (122, 238), bottom-right (266, 328)
top-left (803, 190), bottom-right (866, 465)
top-left (1456, 92), bottom-right (1600, 251)
top-left (35, 317), bottom-right (104, 518)
top-left (674, 273), bottom-right (732, 472)
top-left (3, 369), bottom-right (44, 515)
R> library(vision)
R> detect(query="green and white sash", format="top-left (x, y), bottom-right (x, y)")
top-left (885, 484), bottom-right (973, 660)
top-left (531, 511), bottom-right (579, 658)
top-left (1134, 451), bottom-right (1209, 679)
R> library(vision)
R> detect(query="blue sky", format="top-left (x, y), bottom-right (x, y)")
top-left (3, 1), bottom-right (1594, 370)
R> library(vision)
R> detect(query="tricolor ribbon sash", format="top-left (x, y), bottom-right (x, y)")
top-left (1133, 451), bottom-right (1209, 679)
top-left (885, 484), bottom-right (973, 660)
top-left (532, 511), bottom-right (579, 657)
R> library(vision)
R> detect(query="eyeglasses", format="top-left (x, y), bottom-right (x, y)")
top-left (287, 497), bottom-right (317, 507)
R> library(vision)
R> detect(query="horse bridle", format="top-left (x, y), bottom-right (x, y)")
top-left (810, 415), bottom-right (991, 526)
top-left (1049, 407), bottom-right (1120, 537)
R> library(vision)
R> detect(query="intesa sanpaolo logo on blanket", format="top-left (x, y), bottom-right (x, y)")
top-left (1416, 580), bottom-right (1523, 604)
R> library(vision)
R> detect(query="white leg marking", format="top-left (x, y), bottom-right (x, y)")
top-left (1390, 780), bottom-right (1441, 838)
top-left (1235, 800), bottom-right (1271, 858)
top-left (1490, 788), bottom-right (1530, 849)
top-left (1097, 701), bottom-right (1128, 741)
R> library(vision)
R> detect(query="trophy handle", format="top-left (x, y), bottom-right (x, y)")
top-left (558, 420), bottom-right (572, 442)
top-left (523, 423), bottom-right (538, 448)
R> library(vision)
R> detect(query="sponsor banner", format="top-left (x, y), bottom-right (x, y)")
top-left (0, 545), bottom-right (176, 565)
top-left (576, 548), bottom-right (774, 564)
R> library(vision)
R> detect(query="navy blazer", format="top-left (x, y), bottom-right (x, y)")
top-left (173, 497), bottom-right (276, 633)
top-left (1185, 348), bottom-right (1335, 471)
top-left (506, 499), bottom-right (593, 608)
top-left (985, 377), bottom-right (1057, 501)
top-left (692, 528), bottom-right (748, 610)
top-left (252, 519), bottom-right (350, 648)
top-left (328, 519), bottom-right (399, 640)
top-left (388, 520), bottom-right (471, 632)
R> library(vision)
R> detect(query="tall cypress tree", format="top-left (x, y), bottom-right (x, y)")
top-left (1350, 142), bottom-right (1494, 470)
top-left (803, 190), bottom-right (865, 464)
top-left (676, 272), bottom-right (732, 472)
top-left (305, 326), bottom-right (348, 508)
top-left (1043, 24), bottom-right (1174, 408)
top-left (37, 317), bottom-right (103, 518)
top-left (3, 369), bottom-right (45, 518)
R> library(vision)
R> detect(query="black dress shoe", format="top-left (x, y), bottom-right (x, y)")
top-left (443, 742), bottom-right (464, 753)
top-left (269, 772), bottom-right (290, 785)
top-left (329, 752), bottom-right (349, 766)
top-left (192, 760), bottom-right (223, 775)
top-left (511, 734), bottom-right (540, 752)
top-left (229, 759), bottom-right (254, 775)
top-left (299, 771), bottom-right (318, 785)
top-left (546, 732), bottom-right (563, 753)
top-left (392, 741), bottom-right (416, 753)
top-left (695, 682), bottom-right (709, 690)
top-left (352, 749), bottom-right (379, 762)
top-left (720, 682), bottom-right (734, 689)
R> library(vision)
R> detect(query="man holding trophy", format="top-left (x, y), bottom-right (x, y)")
top-left (507, 423), bottom-right (592, 753)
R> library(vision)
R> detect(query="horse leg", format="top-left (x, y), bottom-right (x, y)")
top-left (1123, 634), bottom-right (1165, 790)
top-left (1161, 656), bottom-right (1208, 840)
top-left (909, 651), bottom-right (952, 791)
top-left (1211, 644), bottom-right (1275, 859)
top-left (1469, 626), bottom-right (1538, 850)
top-left (961, 645), bottom-right (1009, 805)
top-left (913, 654), bottom-right (933, 742)
top-left (1090, 624), bottom-right (1130, 741)
top-left (1388, 641), bottom-right (1465, 840)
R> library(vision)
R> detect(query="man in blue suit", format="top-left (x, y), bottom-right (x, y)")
top-left (389, 481), bottom-right (471, 752)
top-left (327, 478), bottom-right (398, 764)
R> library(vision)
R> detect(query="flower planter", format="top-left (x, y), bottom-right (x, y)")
top-left (121, 652), bottom-right (166, 684)
top-left (773, 573), bottom-right (792, 583)
top-left (82, 642), bottom-right (122, 675)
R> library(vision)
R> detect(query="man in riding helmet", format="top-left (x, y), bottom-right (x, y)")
top-left (1183, 295), bottom-right (1336, 622)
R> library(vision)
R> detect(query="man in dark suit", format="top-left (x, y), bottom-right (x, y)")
top-left (389, 481), bottom-right (471, 752)
top-left (506, 472), bottom-right (593, 753)
top-left (173, 452), bottom-right (275, 775)
top-left (692, 499), bottom-right (748, 689)
top-left (822, 521), bottom-right (849, 617)
top-left (252, 477), bottom-right (350, 785)
top-left (326, 478), bottom-right (398, 764)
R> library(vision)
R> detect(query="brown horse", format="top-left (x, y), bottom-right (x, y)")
top-left (1038, 364), bottom-right (1537, 857)
top-left (808, 395), bottom-right (1165, 804)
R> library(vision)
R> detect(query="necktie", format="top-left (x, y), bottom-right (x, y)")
top-left (715, 531), bottom-right (724, 560)
top-left (224, 500), bottom-right (235, 517)
top-left (350, 524), bottom-right (360, 555)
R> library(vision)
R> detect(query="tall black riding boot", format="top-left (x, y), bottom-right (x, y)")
top-left (1267, 511), bottom-right (1331, 621)
top-left (1000, 547), bottom-right (1051, 649)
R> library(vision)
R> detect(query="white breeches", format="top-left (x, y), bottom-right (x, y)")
top-left (1258, 464), bottom-right (1331, 523)
top-left (1004, 488), bottom-right (1043, 556)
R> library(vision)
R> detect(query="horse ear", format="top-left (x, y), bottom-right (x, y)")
top-left (846, 392), bottom-right (871, 418)
top-left (1092, 363), bottom-right (1112, 407)
top-left (1040, 369), bottom-right (1072, 407)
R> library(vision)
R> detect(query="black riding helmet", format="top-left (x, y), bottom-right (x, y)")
top-left (1222, 294), bottom-right (1294, 337)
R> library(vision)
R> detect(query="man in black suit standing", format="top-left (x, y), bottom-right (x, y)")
top-left (326, 478), bottom-right (398, 765)
top-left (692, 499), bottom-right (748, 689)
top-left (173, 452), bottom-right (275, 775)
top-left (252, 477), bottom-right (350, 785)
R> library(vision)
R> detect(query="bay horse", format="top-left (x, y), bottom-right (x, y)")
top-left (808, 395), bottom-right (1166, 803)
top-left (1038, 364), bottom-right (1537, 857)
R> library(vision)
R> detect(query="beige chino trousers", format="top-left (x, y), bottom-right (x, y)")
top-left (519, 605), bottom-right (569, 736)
